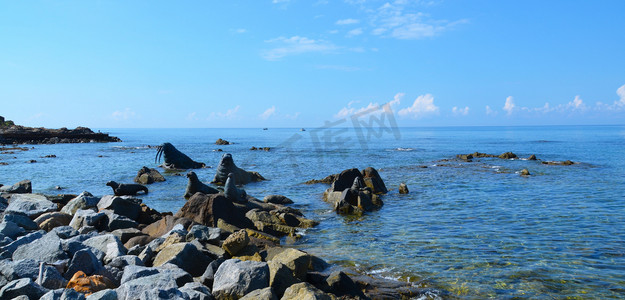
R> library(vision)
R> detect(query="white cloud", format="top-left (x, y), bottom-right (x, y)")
top-left (272, 0), bottom-right (289, 3)
top-left (452, 106), bottom-right (469, 116)
top-left (565, 95), bottom-right (586, 111)
top-left (285, 112), bottom-right (301, 120)
top-left (336, 18), bottom-right (360, 25)
top-left (262, 36), bottom-right (338, 60)
top-left (260, 106), bottom-right (276, 120)
top-left (617, 84), bottom-right (625, 106)
top-left (209, 105), bottom-right (241, 120)
top-left (232, 28), bottom-right (247, 34)
top-left (187, 112), bottom-right (198, 121)
top-left (334, 101), bottom-right (379, 119)
top-left (397, 94), bottom-right (439, 118)
top-left (347, 28), bottom-right (363, 37)
top-left (503, 96), bottom-right (516, 115)
top-left (112, 108), bottom-right (136, 120)
top-left (389, 93), bottom-right (404, 107)
top-left (485, 105), bottom-right (496, 116)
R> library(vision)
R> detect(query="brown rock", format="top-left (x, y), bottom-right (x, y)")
top-left (34, 212), bottom-right (72, 231)
top-left (175, 193), bottom-right (251, 229)
top-left (222, 229), bottom-right (250, 256)
top-left (142, 215), bottom-right (194, 238)
top-left (124, 235), bottom-right (154, 249)
top-left (66, 271), bottom-right (115, 295)
top-left (399, 183), bottom-right (409, 194)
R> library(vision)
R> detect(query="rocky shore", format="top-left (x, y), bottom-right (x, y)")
top-left (0, 177), bottom-right (437, 299)
top-left (0, 117), bottom-right (121, 145)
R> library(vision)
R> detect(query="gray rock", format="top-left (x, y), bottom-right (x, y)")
top-left (78, 226), bottom-right (98, 234)
top-left (65, 248), bottom-right (102, 279)
top-left (0, 233), bottom-right (12, 248)
top-left (0, 180), bottom-right (32, 193)
top-left (97, 195), bottom-right (141, 221)
top-left (13, 232), bottom-right (68, 263)
top-left (5, 193), bottom-right (57, 218)
top-left (69, 209), bottom-right (106, 231)
top-left (0, 230), bottom-right (44, 256)
top-left (281, 282), bottom-right (332, 300)
top-left (0, 278), bottom-right (49, 299)
top-left (199, 258), bottom-right (224, 288)
top-left (152, 242), bottom-right (212, 277)
top-left (263, 195), bottom-right (294, 205)
top-left (179, 282), bottom-right (214, 300)
top-left (86, 289), bottom-right (117, 300)
top-left (112, 228), bottom-right (144, 244)
top-left (212, 259), bottom-right (270, 300)
top-left (38, 263), bottom-right (68, 290)
top-left (60, 191), bottom-right (100, 215)
top-left (102, 210), bottom-right (138, 231)
top-left (268, 261), bottom-right (300, 298)
top-left (0, 220), bottom-right (25, 240)
top-left (117, 265), bottom-right (193, 300)
top-left (0, 259), bottom-right (40, 283)
top-left (83, 234), bottom-right (126, 264)
top-left (61, 239), bottom-right (105, 263)
top-left (41, 288), bottom-right (86, 300)
top-left (240, 287), bottom-right (277, 300)
top-left (186, 225), bottom-right (222, 244)
top-left (50, 226), bottom-right (79, 239)
top-left (3, 212), bottom-right (39, 230)
top-left (108, 255), bottom-right (144, 268)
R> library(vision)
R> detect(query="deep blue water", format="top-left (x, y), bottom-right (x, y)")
top-left (1, 126), bottom-right (624, 299)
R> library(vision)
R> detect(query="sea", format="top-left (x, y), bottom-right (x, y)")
top-left (1, 125), bottom-right (624, 299)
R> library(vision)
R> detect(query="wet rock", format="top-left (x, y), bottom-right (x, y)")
top-left (212, 259), bottom-right (270, 300)
top-left (222, 229), bottom-right (250, 256)
top-left (521, 169), bottom-right (531, 176)
top-left (542, 160), bottom-right (576, 166)
top-left (61, 191), bottom-right (100, 215)
top-left (330, 168), bottom-right (362, 192)
top-left (268, 260), bottom-right (300, 297)
top-left (361, 167), bottom-right (388, 194)
top-left (97, 195), bottom-right (141, 221)
top-left (326, 271), bottom-right (366, 298)
top-left (304, 174), bottom-right (338, 185)
top-left (0, 179), bottom-right (32, 193)
top-left (281, 282), bottom-right (332, 300)
top-left (153, 242), bottom-right (212, 277)
top-left (499, 152), bottom-right (518, 159)
top-left (212, 153), bottom-right (265, 185)
top-left (82, 234), bottom-right (126, 263)
top-left (399, 183), bottom-right (409, 194)
top-left (215, 138), bottom-right (231, 145)
top-left (13, 232), bottom-right (68, 264)
top-left (35, 212), bottom-right (73, 231)
top-left (5, 193), bottom-right (57, 218)
top-left (0, 278), bottom-right (48, 299)
top-left (175, 193), bottom-right (252, 229)
top-left (263, 195), bottom-right (294, 205)
top-left (271, 248), bottom-right (311, 281)
top-left (134, 166), bottom-right (166, 184)
top-left (528, 154), bottom-right (538, 160)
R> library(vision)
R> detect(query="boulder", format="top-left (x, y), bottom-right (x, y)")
top-left (60, 192), bottom-right (100, 215)
top-left (528, 154), bottom-right (538, 160)
top-left (361, 167), bottom-right (388, 194)
top-left (65, 248), bottom-right (102, 279)
top-left (85, 289), bottom-right (117, 300)
top-left (41, 288), bottom-right (86, 300)
top-left (281, 282), bottom-right (332, 300)
top-left (3, 212), bottom-right (39, 230)
top-left (263, 195), bottom-right (294, 205)
top-left (83, 234), bottom-right (126, 264)
top-left (0, 230), bottom-right (44, 256)
top-left (134, 166), bottom-right (166, 184)
top-left (65, 271), bottom-right (114, 295)
top-left (521, 169), bottom-right (531, 176)
top-left (117, 265), bottom-right (193, 299)
top-left (97, 195), bottom-right (141, 221)
top-left (499, 152), bottom-right (518, 159)
top-left (69, 210), bottom-right (106, 231)
top-left (179, 282), bottom-right (214, 300)
top-left (175, 193), bottom-right (252, 229)
top-left (5, 193), bottom-right (57, 218)
top-left (37, 265), bottom-right (68, 290)
top-left (326, 271), bottom-right (366, 298)
top-left (152, 242), bottom-right (212, 277)
top-left (0, 179), bottom-right (32, 193)
top-left (222, 229), bottom-right (250, 256)
top-left (212, 259), bottom-right (270, 300)
top-left (399, 183), bottom-right (409, 194)
top-left (102, 210), bottom-right (139, 231)
top-left (240, 287), bottom-right (277, 300)
top-left (186, 224), bottom-right (223, 244)
top-left (199, 258), bottom-right (224, 288)
top-left (330, 168), bottom-right (362, 192)
top-left (0, 259), bottom-right (64, 287)
top-left (137, 203), bottom-right (162, 225)
top-left (49, 225), bottom-right (79, 239)
top-left (124, 235), bottom-right (154, 249)
top-left (268, 261), bottom-right (300, 297)
top-left (0, 221), bottom-right (25, 240)
top-left (142, 215), bottom-right (194, 238)
top-left (112, 228), bottom-right (144, 244)
top-left (0, 278), bottom-right (48, 299)
top-left (271, 248), bottom-right (311, 281)
top-left (12, 232), bottom-right (68, 263)
top-left (35, 212), bottom-right (73, 231)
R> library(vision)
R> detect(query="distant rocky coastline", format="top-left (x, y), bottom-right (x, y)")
top-left (0, 116), bottom-right (121, 145)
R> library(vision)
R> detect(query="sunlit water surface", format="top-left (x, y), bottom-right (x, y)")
top-left (1, 126), bottom-right (624, 299)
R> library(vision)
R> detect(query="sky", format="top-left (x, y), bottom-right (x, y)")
top-left (1, 0), bottom-right (624, 128)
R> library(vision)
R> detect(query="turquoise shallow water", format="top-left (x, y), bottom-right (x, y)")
top-left (1, 126), bottom-right (624, 298)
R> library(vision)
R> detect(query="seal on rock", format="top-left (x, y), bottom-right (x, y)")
top-left (185, 171), bottom-right (219, 199)
top-left (106, 181), bottom-right (148, 196)
top-left (212, 153), bottom-right (265, 185)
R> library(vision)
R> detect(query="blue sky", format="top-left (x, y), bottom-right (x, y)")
top-left (1, 0), bottom-right (624, 128)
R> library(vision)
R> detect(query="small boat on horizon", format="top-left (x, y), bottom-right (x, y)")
top-left (300, 128), bottom-right (306, 131)
top-left (263, 128), bottom-right (268, 130)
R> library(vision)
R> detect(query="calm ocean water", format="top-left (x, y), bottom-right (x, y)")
top-left (2, 126), bottom-right (624, 299)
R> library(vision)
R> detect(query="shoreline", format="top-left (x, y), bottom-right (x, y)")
top-left (0, 119), bottom-right (121, 145)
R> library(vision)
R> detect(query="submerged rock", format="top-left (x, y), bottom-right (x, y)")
top-left (399, 183), bottom-right (409, 194)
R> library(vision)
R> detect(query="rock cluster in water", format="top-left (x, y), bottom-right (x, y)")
top-left (0, 118), bottom-right (120, 145)
top-left (321, 167), bottom-right (387, 215)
